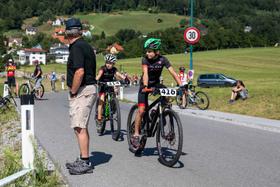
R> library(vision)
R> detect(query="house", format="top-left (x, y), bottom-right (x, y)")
top-left (244, 26), bottom-right (252, 33)
top-left (52, 18), bottom-right (64, 26)
top-left (25, 26), bottom-right (37, 35)
top-left (7, 37), bottom-right (23, 48)
top-left (106, 43), bottom-right (124, 54)
top-left (49, 43), bottom-right (69, 64)
top-left (17, 47), bottom-right (47, 65)
top-left (52, 28), bottom-right (69, 44)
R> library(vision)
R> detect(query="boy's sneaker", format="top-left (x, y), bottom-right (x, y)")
top-left (130, 135), bottom-right (140, 148)
top-left (68, 160), bottom-right (94, 175)
top-left (228, 99), bottom-right (234, 104)
top-left (96, 120), bottom-right (103, 133)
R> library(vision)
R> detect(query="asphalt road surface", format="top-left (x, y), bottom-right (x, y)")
top-left (34, 91), bottom-right (280, 187)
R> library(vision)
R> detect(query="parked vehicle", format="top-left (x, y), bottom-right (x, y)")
top-left (197, 73), bottom-right (236, 88)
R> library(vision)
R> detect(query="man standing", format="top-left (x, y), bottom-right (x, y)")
top-left (65, 18), bottom-right (97, 175)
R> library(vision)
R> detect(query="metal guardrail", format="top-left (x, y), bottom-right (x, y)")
top-left (0, 169), bottom-right (32, 187)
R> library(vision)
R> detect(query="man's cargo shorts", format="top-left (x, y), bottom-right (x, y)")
top-left (69, 85), bottom-right (97, 129)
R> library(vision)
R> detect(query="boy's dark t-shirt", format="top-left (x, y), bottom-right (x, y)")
top-left (67, 38), bottom-right (96, 88)
top-left (99, 66), bottom-right (117, 82)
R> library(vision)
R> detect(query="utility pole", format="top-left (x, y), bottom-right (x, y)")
top-left (189, 0), bottom-right (194, 70)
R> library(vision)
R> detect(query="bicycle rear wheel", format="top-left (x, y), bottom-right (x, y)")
top-left (19, 84), bottom-right (30, 97)
top-left (110, 97), bottom-right (121, 141)
top-left (34, 85), bottom-right (44, 99)
top-left (156, 109), bottom-right (183, 167)
top-left (194, 91), bottom-right (209, 110)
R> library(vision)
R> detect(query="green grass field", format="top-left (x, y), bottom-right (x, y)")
top-left (76, 11), bottom-right (185, 36)
top-left (1, 47), bottom-right (279, 119)
top-left (8, 11), bottom-right (185, 37)
top-left (118, 47), bottom-right (280, 119)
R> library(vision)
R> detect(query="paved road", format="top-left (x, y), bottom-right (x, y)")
top-left (34, 91), bottom-right (280, 187)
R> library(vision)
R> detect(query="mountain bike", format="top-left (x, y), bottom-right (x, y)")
top-left (176, 85), bottom-right (209, 110)
top-left (19, 78), bottom-right (44, 99)
top-left (127, 86), bottom-right (183, 167)
top-left (95, 81), bottom-right (122, 141)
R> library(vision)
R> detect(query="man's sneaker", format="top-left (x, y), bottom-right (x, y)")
top-left (65, 158), bottom-right (84, 169)
top-left (130, 135), bottom-right (140, 148)
top-left (68, 160), bottom-right (94, 175)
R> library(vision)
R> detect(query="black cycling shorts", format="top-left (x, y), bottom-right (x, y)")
top-left (98, 85), bottom-right (114, 96)
top-left (7, 77), bottom-right (16, 87)
top-left (137, 83), bottom-right (166, 108)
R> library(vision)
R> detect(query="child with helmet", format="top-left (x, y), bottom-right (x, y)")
top-left (95, 54), bottom-right (125, 132)
top-left (178, 66), bottom-right (189, 109)
top-left (130, 38), bottom-right (183, 147)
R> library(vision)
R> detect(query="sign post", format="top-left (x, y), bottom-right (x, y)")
top-left (3, 81), bottom-right (9, 97)
top-left (20, 94), bottom-right (35, 169)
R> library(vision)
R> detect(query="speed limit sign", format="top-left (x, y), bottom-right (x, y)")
top-left (184, 27), bottom-right (200, 44)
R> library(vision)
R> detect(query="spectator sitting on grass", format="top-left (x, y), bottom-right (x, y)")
top-left (229, 80), bottom-right (248, 104)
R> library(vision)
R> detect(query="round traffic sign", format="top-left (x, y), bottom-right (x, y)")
top-left (184, 27), bottom-right (201, 44)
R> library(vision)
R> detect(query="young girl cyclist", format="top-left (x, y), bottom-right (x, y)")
top-left (131, 38), bottom-right (183, 147)
top-left (95, 54), bottom-right (125, 132)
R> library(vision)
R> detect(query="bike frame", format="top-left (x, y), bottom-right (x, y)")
top-left (142, 95), bottom-right (167, 138)
top-left (101, 84), bottom-right (118, 131)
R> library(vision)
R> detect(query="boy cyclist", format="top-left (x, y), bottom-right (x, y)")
top-left (131, 38), bottom-right (183, 147)
top-left (95, 54), bottom-right (125, 132)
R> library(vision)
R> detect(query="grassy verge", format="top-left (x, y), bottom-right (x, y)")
top-left (0, 114), bottom-right (65, 186)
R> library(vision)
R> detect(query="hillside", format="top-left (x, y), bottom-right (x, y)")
top-left (76, 11), bottom-right (186, 36)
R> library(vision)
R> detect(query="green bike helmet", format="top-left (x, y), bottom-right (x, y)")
top-left (144, 38), bottom-right (161, 50)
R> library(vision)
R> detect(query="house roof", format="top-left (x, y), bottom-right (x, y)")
top-left (52, 34), bottom-right (70, 45)
top-left (24, 48), bottom-right (46, 53)
top-left (106, 43), bottom-right (124, 51)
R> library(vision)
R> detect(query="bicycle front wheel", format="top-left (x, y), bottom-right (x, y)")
top-left (156, 109), bottom-right (183, 167)
top-left (127, 104), bottom-right (147, 153)
top-left (19, 84), bottom-right (30, 97)
top-left (110, 97), bottom-right (121, 141)
top-left (194, 91), bottom-right (209, 110)
top-left (34, 85), bottom-right (45, 99)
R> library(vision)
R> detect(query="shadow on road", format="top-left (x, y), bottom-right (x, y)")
top-left (139, 147), bottom-right (186, 168)
top-left (98, 129), bottom-right (127, 142)
top-left (90, 151), bottom-right (112, 167)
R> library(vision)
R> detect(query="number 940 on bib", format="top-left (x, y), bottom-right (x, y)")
top-left (159, 88), bottom-right (177, 97)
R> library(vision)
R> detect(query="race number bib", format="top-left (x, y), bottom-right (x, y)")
top-left (159, 88), bottom-right (177, 97)
top-left (106, 81), bottom-right (121, 86)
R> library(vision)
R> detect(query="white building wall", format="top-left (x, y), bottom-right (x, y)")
top-left (29, 53), bottom-right (46, 65)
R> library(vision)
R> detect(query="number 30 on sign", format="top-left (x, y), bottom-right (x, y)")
top-left (184, 27), bottom-right (200, 45)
